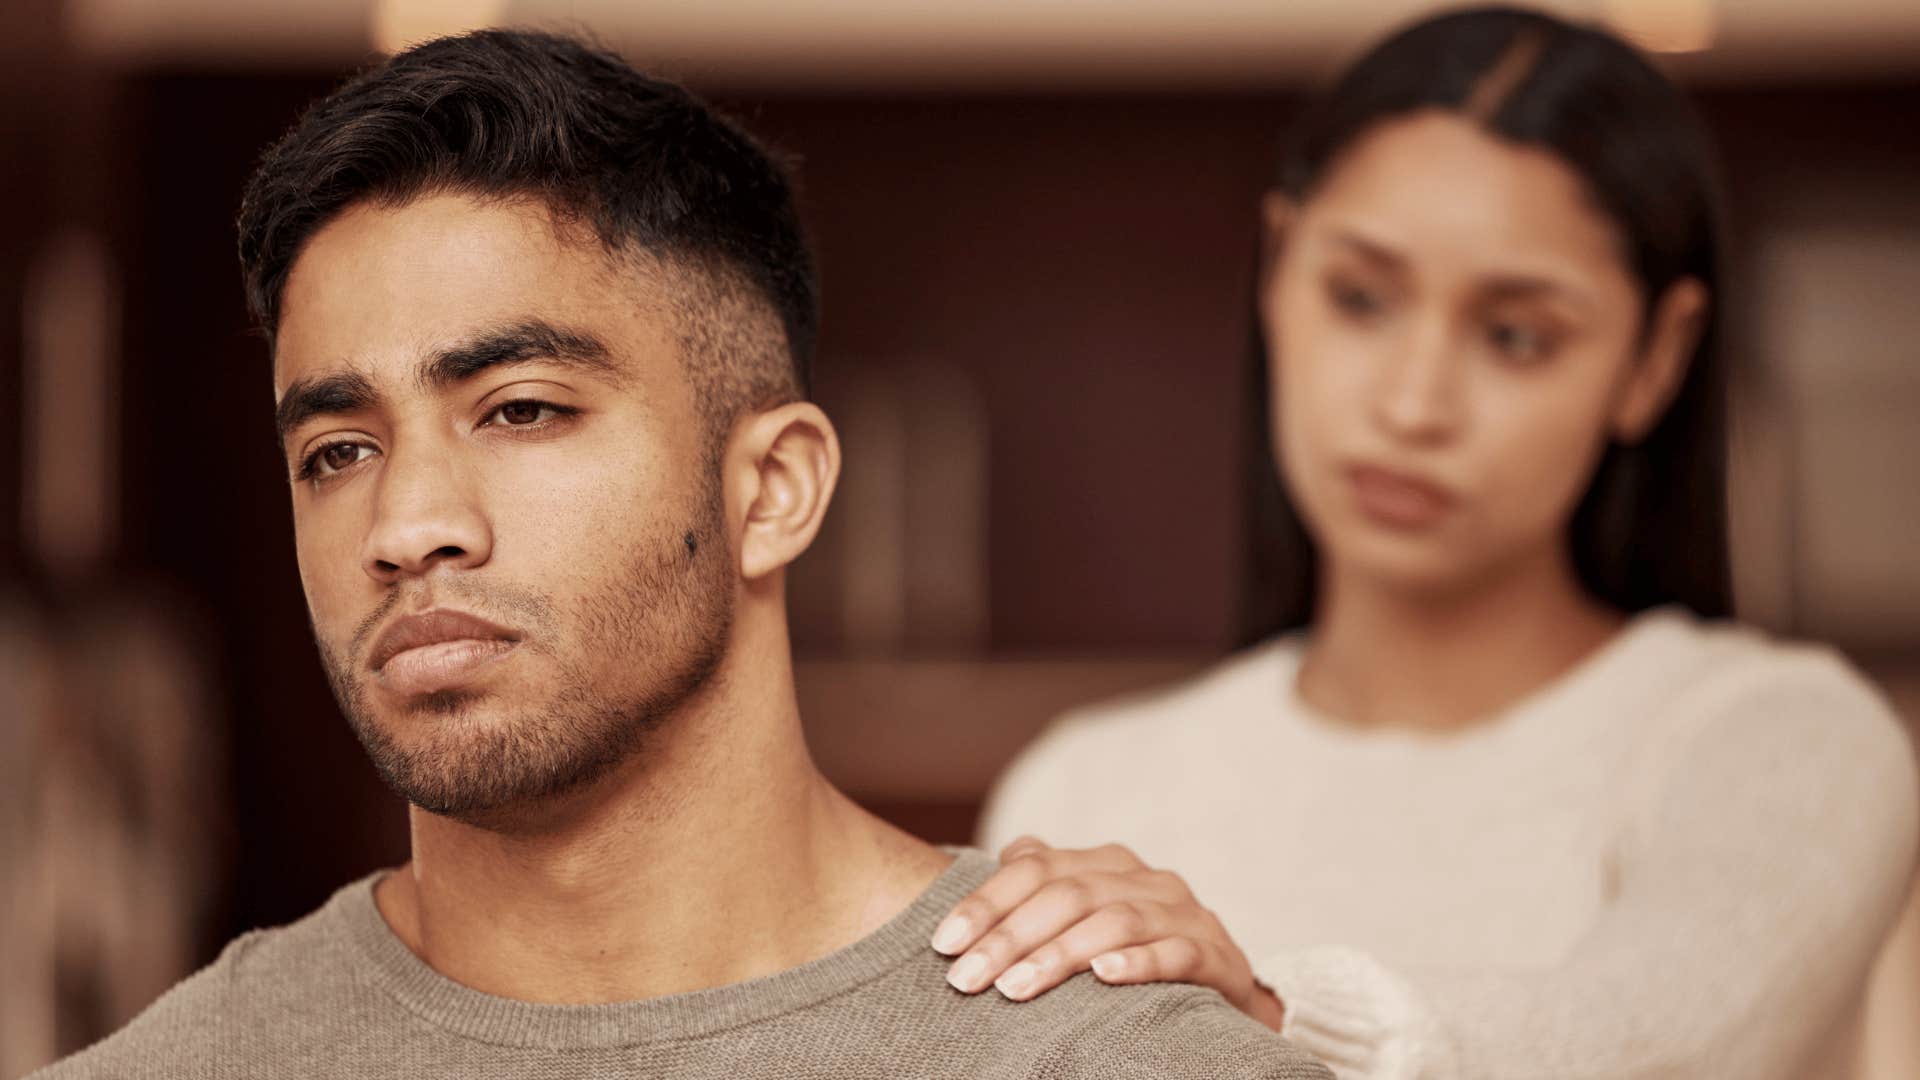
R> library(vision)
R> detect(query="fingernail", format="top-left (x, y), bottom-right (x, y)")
top-left (947, 954), bottom-right (990, 993)
top-left (996, 962), bottom-right (1039, 1000)
top-left (930, 916), bottom-right (970, 956)
top-left (1091, 953), bottom-right (1126, 980)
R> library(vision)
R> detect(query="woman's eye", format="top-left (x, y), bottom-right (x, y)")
top-left (486, 400), bottom-right (567, 426)
top-left (1328, 279), bottom-right (1386, 320)
top-left (1489, 321), bottom-right (1554, 362)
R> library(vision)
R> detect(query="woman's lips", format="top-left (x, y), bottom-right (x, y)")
top-left (1347, 464), bottom-right (1455, 529)
top-left (377, 638), bottom-right (519, 697)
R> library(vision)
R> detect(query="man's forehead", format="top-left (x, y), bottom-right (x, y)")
top-left (271, 194), bottom-right (670, 396)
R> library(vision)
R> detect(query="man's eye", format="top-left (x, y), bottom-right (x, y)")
top-left (485, 400), bottom-right (570, 426)
top-left (303, 442), bottom-right (374, 479)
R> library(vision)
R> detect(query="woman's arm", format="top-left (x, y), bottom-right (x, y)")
top-left (959, 657), bottom-right (1918, 1079)
top-left (1280, 660), bottom-right (1918, 1079)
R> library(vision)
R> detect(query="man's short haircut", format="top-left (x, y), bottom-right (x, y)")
top-left (237, 29), bottom-right (816, 438)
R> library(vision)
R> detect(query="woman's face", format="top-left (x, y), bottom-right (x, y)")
top-left (1262, 109), bottom-right (1696, 596)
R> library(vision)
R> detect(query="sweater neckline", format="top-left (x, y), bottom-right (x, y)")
top-left (1274, 604), bottom-right (1692, 743)
top-left (330, 847), bottom-right (985, 1049)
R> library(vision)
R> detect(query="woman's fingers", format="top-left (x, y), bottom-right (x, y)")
top-left (996, 834), bottom-right (1051, 863)
top-left (1089, 935), bottom-right (1226, 989)
top-left (942, 876), bottom-right (1144, 993)
top-left (991, 899), bottom-right (1181, 1001)
top-left (932, 843), bottom-right (1142, 958)
top-left (927, 841), bottom-right (1260, 1011)
top-left (932, 851), bottom-right (1055, 958)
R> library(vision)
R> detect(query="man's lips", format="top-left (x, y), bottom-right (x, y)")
top-left (367, 609), bottom-right (521, 696)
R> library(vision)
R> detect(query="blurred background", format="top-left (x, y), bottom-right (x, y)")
top-left (3, 0), bottom-right (1919, 1075)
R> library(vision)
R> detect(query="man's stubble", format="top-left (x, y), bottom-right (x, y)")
top-left (315, 479), bottom-right (734, 828)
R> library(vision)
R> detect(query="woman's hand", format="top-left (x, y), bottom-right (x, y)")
top-left (933, 837), bottom-right (1286, 1030)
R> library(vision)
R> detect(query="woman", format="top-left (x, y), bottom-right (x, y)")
top-left (932, 7), bottom-right (1918, 1078)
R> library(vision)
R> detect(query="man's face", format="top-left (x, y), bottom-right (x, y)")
top-left (273, 193), bottom-right (732, 824)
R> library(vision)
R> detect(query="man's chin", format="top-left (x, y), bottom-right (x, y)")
top-left (385, 687), bottom-right (490, 719)
top-left (368, 748), bottom-right (597, 829)
top-left (396, 757), bottom-right (639, 835)
top-left (357, 680), bottom-right (547, 730)
top-left (344, 695), bottom-right (654, 829)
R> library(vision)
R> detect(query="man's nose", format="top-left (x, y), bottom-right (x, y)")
top-left (360, 447), bottom-right (491, 584)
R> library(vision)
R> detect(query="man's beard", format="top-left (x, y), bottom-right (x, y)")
top-left (316, 494), bottom-right (733, 828)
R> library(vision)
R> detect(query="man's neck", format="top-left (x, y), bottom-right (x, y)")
top-left (372, 621), bottom-right (949, 1005)
top-left (1298, 544), bottom-right (1626, 733)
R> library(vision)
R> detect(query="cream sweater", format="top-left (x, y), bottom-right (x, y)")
top-left (980, 609), bottom-right (1919, 1079)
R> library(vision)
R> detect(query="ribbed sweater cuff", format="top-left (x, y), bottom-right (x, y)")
top-left (1253, 946), bottom-right (1456, 1080)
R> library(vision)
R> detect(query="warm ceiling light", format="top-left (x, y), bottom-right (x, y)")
top-left (1604, 0), bottom-right (1716, 54)
top-left (371, 0), bottom-right (510, 55)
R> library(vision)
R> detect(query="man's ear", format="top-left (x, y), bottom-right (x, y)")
top-left (726, 401), bottom-right (841, 582)
top-left (1611, 276), bottom-right (1709, 444)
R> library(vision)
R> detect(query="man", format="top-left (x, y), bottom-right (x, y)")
top-left (36, 30), bottom-right (1328, 1079)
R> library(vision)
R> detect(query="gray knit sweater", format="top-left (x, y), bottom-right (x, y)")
top-left (35, 849), bottom-right (1330, 1078)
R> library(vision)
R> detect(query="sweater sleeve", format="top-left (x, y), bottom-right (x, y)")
top-left (1253, 654), bottom-right (1920, 1080)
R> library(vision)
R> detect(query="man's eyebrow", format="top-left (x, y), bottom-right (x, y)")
top-left (416, 318), bottom-right (621, 390)
top-left (273, 319), bottom-right (618, 447)
top-left (275, 370), bottom-right (381, 444)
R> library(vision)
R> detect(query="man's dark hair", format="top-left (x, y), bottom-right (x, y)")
top-left (237, 28), bottom-right (816, 437)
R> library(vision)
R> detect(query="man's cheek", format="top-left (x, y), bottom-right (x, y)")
top-left (500, 473), bottom-right (643, 545)
top-left (294, 544), bottom-right (359, 644)
top-left (294, 546), bottom-right (329, 619)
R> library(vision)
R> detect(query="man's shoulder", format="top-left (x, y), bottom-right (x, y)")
top-left (29, 882), bottom-right (373, 1079)
top-left (942, 967), bottom-right (1330, 1080)
top-left (835, 883), bottom-right (1330, 1080)
top-left (32, 931), bottom-right (260, 1079)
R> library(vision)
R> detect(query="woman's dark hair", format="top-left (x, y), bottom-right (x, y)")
top-left (1241, 4), bottom-right (1732, 642)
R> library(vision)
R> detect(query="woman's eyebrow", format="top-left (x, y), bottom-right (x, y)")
top-left (1327, 229), bottom-right (1404, 267)
top-left (415, 318), bottom-right (621, 390)
top-left (1326, 226), bottom-right (1598, 315)
top-left (1478, 275), bottom-right (1597, 316)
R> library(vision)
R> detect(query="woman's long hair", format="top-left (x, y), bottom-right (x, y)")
top-left (1241, 5), bottom-right (1733, 642)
